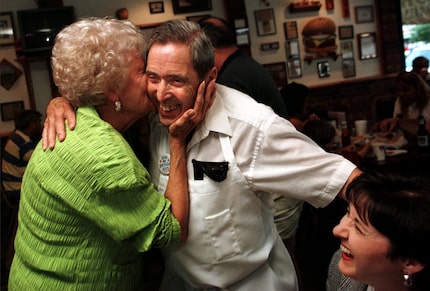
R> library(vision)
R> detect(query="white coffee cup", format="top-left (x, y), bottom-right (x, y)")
top-left (354, 120), bottom-right (368, 136)
top-left (372, 143), bottom-right (386, 161)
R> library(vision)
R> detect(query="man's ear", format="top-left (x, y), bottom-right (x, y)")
top-left (402, 258), bottom-right (425, 275)
top-left (205, 66), bottom-right (217, 82)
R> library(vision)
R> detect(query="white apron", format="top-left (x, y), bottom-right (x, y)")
top-left (150, 125), bottom-right (298, 290)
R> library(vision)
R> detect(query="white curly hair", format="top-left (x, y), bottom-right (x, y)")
top-left (51, 17), bottom-right (146, 107)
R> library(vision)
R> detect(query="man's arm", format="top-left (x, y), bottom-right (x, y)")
top-left (338, 168), bottom-right (362, 200)
top-left (42, 97), bottom-right (76, 150)
top-left (160, 79), bottom-right (216, 242)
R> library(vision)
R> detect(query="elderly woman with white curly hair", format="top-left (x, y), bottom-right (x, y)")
top-left (8, 17), bottom-right (215, 290)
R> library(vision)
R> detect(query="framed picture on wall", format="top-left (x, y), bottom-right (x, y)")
top-left (284, 21), bottom-right (298, 40)
top-left (149, 2), bottom-right (164, 14)
top-left (0, 58), bottom-right (22, 90)
top-left (1, 101), bottom-right (24, 121)
top-left (338, 25), bottom-right (353, 40)
top-left (341, 41), bottom-right (354, 59)
top-left (355, 5), bottom-right (374, 23)
top-left (254, 9), bottom-right (276, 36)
top-left (172, 0), bottom-right (212, 15)
top-left (358, 32), bottom-right (378, 60)
top-left (0, 12), bottom-right (16, 46)
top-left (342, 58), bottom-right (356, 78)
top-left (287, 59), bottom-right (302, 78)
top-left (317, 61), bottom-right (330, 78)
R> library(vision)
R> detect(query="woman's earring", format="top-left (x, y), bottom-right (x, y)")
top-left (403, 274), bottom-right (413, 288)
top-left (114, 100), bottom-right (122, 112)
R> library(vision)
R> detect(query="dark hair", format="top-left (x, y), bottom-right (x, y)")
top-left (412, 56), bottom-right (429, 72)
top-left (198, 16), bottom-right (237, 48)
top-left (14, 110), bottom-right (42, 131)
top-left (395, 71), bottom-right (430, 112)
top-left (145, 20), bottom-right (214, 80)
top-left (302, 119), bottom-right (335, 149)
top-left (280, 82), bottom-right (310, 117)
top-left (346, 171), bottom-right (430, 290)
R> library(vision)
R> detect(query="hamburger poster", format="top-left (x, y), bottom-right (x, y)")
top-left (302, 17), bottom-right (337, 57)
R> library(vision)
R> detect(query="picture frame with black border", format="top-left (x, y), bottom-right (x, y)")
top-left (1, 101), bottom-right (24, 121)
top-left (287, 59), bottom-right (302, 78)
top-left (284, 21), bottom-right (298, 40)
top-left (358, 32), bottom-right (378, 60)
top-left (338, 25), bottom-right (353, 40)
top-left (262, 62), bottom-right (287, 88)
top-left (355, 5), bottom-right (374, 23)
top-left (0, 58), bottom-right (22, 90)
top-left (342, 58), bottom-right (356, 78)
top-left (172, 0), bottom-right (212, 15)
top-left (149, 2), bottom-right (164, 14)
top-left (286, 40), bottom-right (300, 59)
top-left (317, 61), bottom-right (330, 78)
top-left (341, 41), bottom-right (354, 59)
top-left (254, 9), bottom-right (276, 36)
top-left (260, 42), bottom-right (279, 51)
top-left (0, 11), bottom-right (16, 46)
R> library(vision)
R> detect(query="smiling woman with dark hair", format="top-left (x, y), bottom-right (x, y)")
top-left (327, 170), bottom-right (430, 291)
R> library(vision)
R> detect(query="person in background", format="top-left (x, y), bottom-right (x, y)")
top-left (412, 56), bottom-right (430, 86)
top-left (115, 7), bottom-right (129, 20)
top-left (1, 109), bottom-right (42, 206)
top-left (373, 71), bottom-right (430, 139)
top-left (43, 20), bottom-right (361, 290)
top-left (327, 170), bottom-right (430, 291)
top-left (8, 17), bottom-right (214, 290)
top-left (198, 16), bottom-right (289, 119)
top-left (280, 81), bottom-right (319, 131)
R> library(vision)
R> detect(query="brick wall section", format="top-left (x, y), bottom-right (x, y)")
top-left (305, 76), bottom-right (397, 129)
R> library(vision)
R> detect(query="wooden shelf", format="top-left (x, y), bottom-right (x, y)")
top-left (289, 2), bottom-right (321, 13)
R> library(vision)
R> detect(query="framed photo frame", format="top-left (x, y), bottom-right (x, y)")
top-left (254, 9), bottom-right (276, 36)
top-left (0, 12), bottom-right (16, 46)
top-left (355, 5), bottom-right (374, 23)
top-left (284, 21), bottom-right (298, 40)
top-left (1, 101), bottom-right (24, 121)
top-left (149, 2), bottom-right (164, 14)
top-left (287, 59), bottom-right (302, 78)
top-left (172, 0), bottom-right (212, 15)
top-left (358, 32), bottom-right (378, 60)
top-left (262, 62), bottom-right (287, 88)
top-left (186, 14), bottom-right (210, 22)
top-left (317, 61), bottom-right (330, 78)
top-left (338, 25), bottom-right (353, 40)
top-left (342, 58), bottom-right (356, 78)
top-left (341, 41), bottom-right (354, 59)
top-left (0, 58), bottom-right (22, 90)
top-left (260, 42), bottom-right (280, 51)
top-left (286, 40), bottom-right (300, 59)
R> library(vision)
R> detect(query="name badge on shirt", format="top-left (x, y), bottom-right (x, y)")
top-left (159, 154), bottom-right (170, 175)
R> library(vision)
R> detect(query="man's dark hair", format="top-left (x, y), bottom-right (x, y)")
top-left (198, 16), bottom-right (236, 48)
top-left (14, 109), bottom-right (42, 131)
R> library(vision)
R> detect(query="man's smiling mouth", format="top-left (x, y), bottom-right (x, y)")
top-left (160, 104), bottom-right (180, 112)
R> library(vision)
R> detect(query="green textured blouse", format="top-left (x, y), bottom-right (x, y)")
top-left (8, 106), bottom-right (180, 290)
